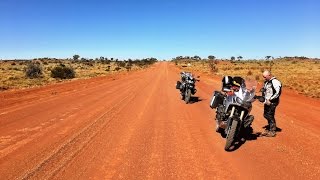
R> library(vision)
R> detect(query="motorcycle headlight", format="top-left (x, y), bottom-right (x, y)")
top-left (236, 97), bottom-right (243, 104)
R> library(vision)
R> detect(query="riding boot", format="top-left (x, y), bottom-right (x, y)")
top-left (265, 130), bottom-right (276, 137)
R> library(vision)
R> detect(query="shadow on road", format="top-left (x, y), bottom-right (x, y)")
top-left (262, 125), bottom-right (282, 132)
top-left (225, 126), bottom-right (283, 152)
top-left (188, 96), bottom-right (203, 104)
top-left (224, 127), bottom-right (260, 152)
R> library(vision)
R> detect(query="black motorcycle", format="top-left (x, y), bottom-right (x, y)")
top-left (210, 84), bottom-right (256, 151)
top-left (176, 74), bottom-right (198, 104)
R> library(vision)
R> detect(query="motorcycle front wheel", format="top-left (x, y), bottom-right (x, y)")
top-left (225, 118), bottom-right (238, 151)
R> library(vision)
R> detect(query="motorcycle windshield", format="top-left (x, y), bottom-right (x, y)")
top-left (241, 87), bottom-right (256, 102)
top-left (235, 79), bottom-right (256, 102)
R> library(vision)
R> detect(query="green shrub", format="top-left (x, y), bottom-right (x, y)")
top-left (106, 66), bottom-right (111, 71)
top-left (51, 64), bottom-right (75, 79)
top-left (25, 62), bottom-right (43, 78)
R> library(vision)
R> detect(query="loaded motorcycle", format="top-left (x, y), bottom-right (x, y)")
top-left (210, 77), bottom-right (256, 151)
top-left (176, 72), bottom-right (198, 104)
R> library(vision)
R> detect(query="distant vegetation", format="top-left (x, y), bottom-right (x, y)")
top-left (172, 56), bottom-right (320, 98)
top-left (51, 64), bottom-right (75, 79)
top-left (0, 56), bottom-right (157, 90)
top-left (25, 61), bottom-right (43, 78)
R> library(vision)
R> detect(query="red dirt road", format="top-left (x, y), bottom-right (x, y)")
top-left (1, 62), bottom-right (319, 179)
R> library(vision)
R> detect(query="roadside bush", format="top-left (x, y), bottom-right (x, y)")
top-left (0, 86), bottom-right (9, 91)
top-left (125, 64), bottom-right (132, 71)
top-left (51, 64), bottom-right (75, 79)
top-left (208, 60), bottom-right (218, 73)
top-left (25, 62), bottom-right (43, 78)
top-left (116, 61), bottom-right (126, 68)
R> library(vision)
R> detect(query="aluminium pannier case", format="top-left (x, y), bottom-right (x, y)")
top-left (209, 91), bottom-right (224, 109)
top-left (176, 81), bottom-right (181, 89)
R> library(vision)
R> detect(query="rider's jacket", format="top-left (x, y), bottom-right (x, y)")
top-left (263, 77), bottom-right (282, 103)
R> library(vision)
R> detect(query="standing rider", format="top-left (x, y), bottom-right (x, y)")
top-left (261, 70), bottom-right (282, 137)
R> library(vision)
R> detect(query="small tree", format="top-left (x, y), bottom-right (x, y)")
top-left (237, 56), bottom-right (243, 61)
top-left (231, 56), bottom-right (236, 61)
top-left (193, 55), bottom-right (201, 60)
top-left (208, 60), bottom-right (218, 73)
top-left (208, 55), bottom-right (216, 60)
top-left (73, 55), bottom-right (80, 61)
top-left (265, 56), bottom-right (271, 60)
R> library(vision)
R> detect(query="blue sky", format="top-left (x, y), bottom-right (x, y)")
top-left (1, 0), bottom-right (319, 60)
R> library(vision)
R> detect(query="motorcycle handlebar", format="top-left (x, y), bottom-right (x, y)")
top-left (254, 95), bottom-right (265, 103)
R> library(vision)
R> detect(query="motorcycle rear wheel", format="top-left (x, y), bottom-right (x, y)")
top-left (185, 89), bottom-right (191, 104)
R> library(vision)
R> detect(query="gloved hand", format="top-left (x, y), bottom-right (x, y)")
top-left (254, 96), bottom-right (265, 103)
top-left (259, 88), bottom-right (265, 92)
top-left (258, 97), bottom-right (265, 102)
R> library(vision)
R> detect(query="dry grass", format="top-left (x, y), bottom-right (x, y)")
top-left (174, 59), bottom-right (320, 98)
top-left (0, 59), bottom-right (151, 91)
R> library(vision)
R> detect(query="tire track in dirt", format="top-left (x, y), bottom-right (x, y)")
top-left (17, 70), bottom-right (156, 179)
top-left (0, 79), bottom-right (138, 159)
top-left (0, 71), bottom-right (146, 119)
top-left (49, 64), bottom-right (164, 179)
top-left (0, 68), bottom-right (154, 179)
top-left (20, 89), bottom-right (136, 179)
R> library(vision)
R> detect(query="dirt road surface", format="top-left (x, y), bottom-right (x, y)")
top-left (1, 62), bottom-right (319, 179)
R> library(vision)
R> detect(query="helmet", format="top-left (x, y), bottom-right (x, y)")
top-left (233, 76), bottom-right (245, 87)
top-left (222, 76), bottom-right (233, 91)
top-left (222, 76), bottom-right (233, 86)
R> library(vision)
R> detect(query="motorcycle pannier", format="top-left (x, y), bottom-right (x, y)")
top-left (210, 91), bottom-right (224, 109)
top-left (176, 81), bottom-right (181, 89)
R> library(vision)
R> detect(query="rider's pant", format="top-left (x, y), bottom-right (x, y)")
top-left (263, 102), bottom-right (279, 131)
